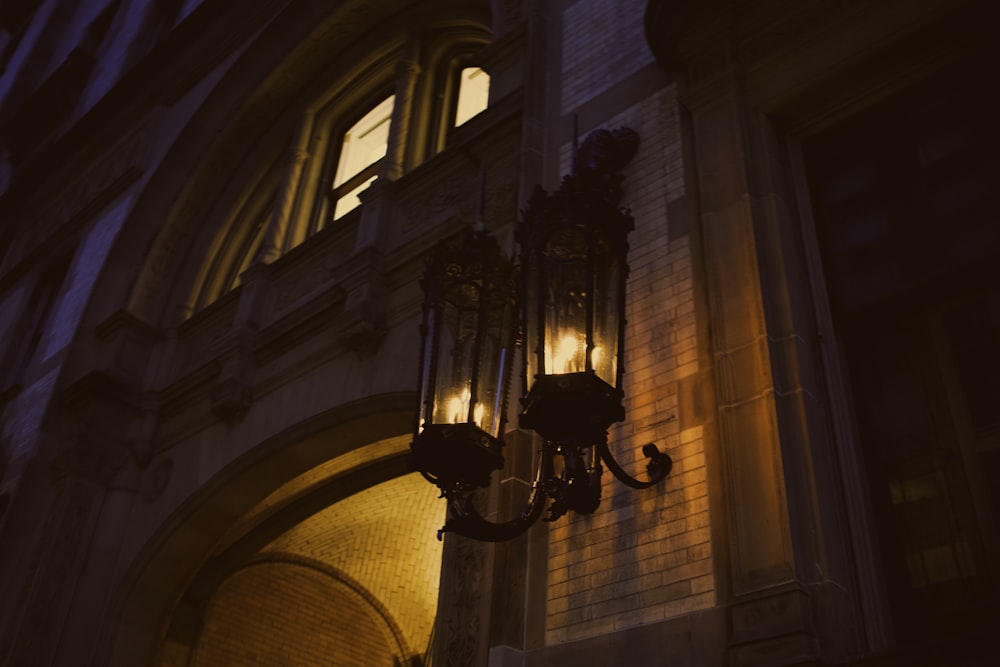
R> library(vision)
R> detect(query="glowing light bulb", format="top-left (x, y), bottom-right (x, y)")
top-left (447, 386), bottom-right (468, 423)
top-left (552, 333), bottom-right (581, 373)
top-left (447, 395), bottom-right (464, 423)
top-left (447, 386), bottom-right (485, 426)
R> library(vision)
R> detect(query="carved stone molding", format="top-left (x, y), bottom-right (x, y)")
top-left (209, 376), bottom-right (254, 424)
top-left (208, 324), bottom-right (260, 424)
top-left (271, 252), bottom-right (342, 315)
top-left (334, 247), bottom-right (388, 357)
top-left (403, 171), bottom-right (473, 235)
top-left (234, 260), bottom-right (276, 328)
top-left (94, 309), bottom-right (165, 386)
top-left (651, 0), bottom-right (962, 97)
top-left (57, 371), bottom-right (144, 483)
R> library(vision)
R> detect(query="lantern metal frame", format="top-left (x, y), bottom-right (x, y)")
top-left (410, 226), bottom-right (518, 497)
top-left (411, 127), bottom-right (672, 542)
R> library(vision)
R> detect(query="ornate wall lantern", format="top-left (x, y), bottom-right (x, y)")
top-left (411, 128), bottom-right (672, 542)
top-left (410, 226), bottom-right (518, 496)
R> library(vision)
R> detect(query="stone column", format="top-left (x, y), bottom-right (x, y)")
top-left (379, 40), bottom-right (422, 184)
top-left (352, 42), bottom-right (420, 253)
top-left (682, 62), bottom-right (869, 667)
top-left (258, 143), bottom-right (310, 262)
top-left (432, 531), bottom-right (495, 667)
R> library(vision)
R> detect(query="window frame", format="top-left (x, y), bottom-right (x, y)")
top-left (426, 51), bottom-right (489, 158)
top-left (325, 92), bottom-right (396, 223)
top-left (451, 64), bottom-right (489, 129)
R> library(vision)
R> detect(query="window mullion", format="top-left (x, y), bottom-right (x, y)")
top-left (379, 44), bottom-right (422, 182)
top-left (329, 161), bottom-right (382, 202)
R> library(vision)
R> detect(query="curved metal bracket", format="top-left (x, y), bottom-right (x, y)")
top-left (437, 445), bottom-right (553, 542)
top-left (598, 440), bottom-right (672, 490)
top-left (438, 490), bottom-right (546, 542)
top-left (434, 437), bottom-right (670, 541)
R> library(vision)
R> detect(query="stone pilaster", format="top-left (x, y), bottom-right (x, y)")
top-left (433, 530), bottom-right (495, 667)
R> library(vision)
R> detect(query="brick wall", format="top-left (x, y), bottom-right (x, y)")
top-left (561, 0), bottom-right (657, 114)
top-left (263, 472), bottom-right (446, 659)
top-left (547, 11), bottom-right (715, 639)
top-left (191, 559), bottom-right (400, 667)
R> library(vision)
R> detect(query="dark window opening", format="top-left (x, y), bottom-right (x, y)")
top-left (803, 62), bottom-right (1000, 645)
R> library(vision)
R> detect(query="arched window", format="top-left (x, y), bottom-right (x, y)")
top-left (453, 66), bottom-right (489, 128)
top-left (185, 16), bottom-right (493, 315)
top-left (224, 192), bottom-right (275, 292)
top-left (189, 164), bottom-right (280, 312)
top-left (329, 94), bottom-right (395, 221)
top-left (421, 43), bottom-right (492, 159)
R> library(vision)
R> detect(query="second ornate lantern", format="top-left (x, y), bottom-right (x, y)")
top-left (517, 127), bottom-right (672, 520)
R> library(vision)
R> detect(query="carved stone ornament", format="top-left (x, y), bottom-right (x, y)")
top-left (208, 324), bottom-right (259, 423)
top-left (436, 534), bottom-right (489, 666)
top-left (209, 376), bottom-right (254, 424)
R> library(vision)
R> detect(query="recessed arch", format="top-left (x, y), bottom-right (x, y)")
top-left (101, 391), bottom-right (422, 666)
top-left (90, 0), bottom-right (493, 328)
top-left (190, 555), bottom-right (413, 667)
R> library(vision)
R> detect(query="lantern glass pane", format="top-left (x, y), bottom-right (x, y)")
top-left (427, 278), bottom-right (513, 439)
top-left (432, 288), bottom-right (480, 427)
top-left (417, 308), bottom-right (436, 430)
top-left (473, 299), bottom-right (516, 437)
top-left (592, 251), bottom-right (620, 386)
top-left (544, 257), bottom-right (589, 375)
top-left (524, 256), bottom-right (541, 384)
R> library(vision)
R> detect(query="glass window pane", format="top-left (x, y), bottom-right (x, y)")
top-left (454, 67), bottom-right (489, 127)
top-left (333, 95), bottom-right (394, 188)
top-left (332, 174), bottom-right (377, 220)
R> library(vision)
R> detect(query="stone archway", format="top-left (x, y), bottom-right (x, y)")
top-left (191, 556), bottom-right (410, 666)
top-left (168, 466), bottom-right (448, 666)
top-left (99, 394), bottom-right (443, 666)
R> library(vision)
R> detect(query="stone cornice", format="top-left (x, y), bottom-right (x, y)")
top-left (649, 0), bottom-right (982, 114)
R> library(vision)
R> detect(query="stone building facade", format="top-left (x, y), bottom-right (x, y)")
top-left (0, 0), bottom-right (996, 665)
